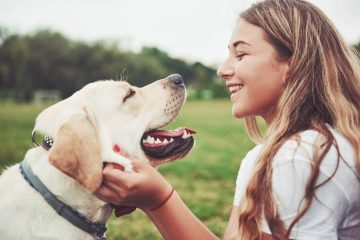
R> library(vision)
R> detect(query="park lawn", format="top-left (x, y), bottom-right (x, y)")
top-left (0, 100), bottom-right (255, 239)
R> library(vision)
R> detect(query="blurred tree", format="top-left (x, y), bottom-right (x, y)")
top-left (354, 41), bottom-right (360, 56)
top-left (0, 35), bottom-right (29, 99)
top-left (0, 28), bottom-right (227, 101)
top-left (140, 47), bottom-right (193, 84)
top-left (0, 27), bottom-right (11, 44)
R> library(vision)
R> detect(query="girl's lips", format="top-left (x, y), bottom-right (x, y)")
top-left (228, 84), bottom-right (244, 101)
top-left (228, 85), bottom-right (243, 94)
top-left (231, 91), bottom-right (240, 102)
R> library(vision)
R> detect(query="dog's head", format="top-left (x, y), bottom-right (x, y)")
top-left (32, 74), bottom-right (195, 192)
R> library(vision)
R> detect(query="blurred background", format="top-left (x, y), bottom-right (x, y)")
top-left (0, 0), bottom-right (359, 101)
top-left (0, 0), bottom-right (359, 239)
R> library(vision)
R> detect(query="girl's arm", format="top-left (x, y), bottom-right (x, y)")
top-left (145, 190), bottom-right (219, 240)
top-left (95, 160), bottom-right (218, 240)
top-left (95, 159), bottom-right (274, 240)
top-left (224, 206), bottom-right (273, 240)
top-left (223, 206), bottom-right (240, 240)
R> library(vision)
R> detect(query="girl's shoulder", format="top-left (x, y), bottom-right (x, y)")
top-left (241, 126), bottom-right (356, 171)
top-left (245, 144), bottom-right (265, 159)
top-left (239, 144), bottom-right (265, 170)
top-left (269, 127), bottom-right (360, 238)
top-left (275, 126), bottom-right (354, 163)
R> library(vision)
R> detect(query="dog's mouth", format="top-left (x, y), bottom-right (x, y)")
top-left (141, 127), bottom-right (196, 165)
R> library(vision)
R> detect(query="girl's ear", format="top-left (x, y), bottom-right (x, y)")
top-left (281, 58), bottom-right (291, 84)
top-left (48, 107), bottom-right (103, 193)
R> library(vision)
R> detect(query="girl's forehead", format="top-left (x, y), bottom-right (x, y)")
top-left (229, 19), bottom-right (267, 48)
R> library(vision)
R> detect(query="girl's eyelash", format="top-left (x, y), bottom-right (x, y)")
top-left (236, 53), bottom-right (246, 59)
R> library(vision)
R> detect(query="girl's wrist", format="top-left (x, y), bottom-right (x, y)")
top-left (142, 184), bottom-right (175, 213)
top-left (150, 187), bottom-right (175, 211)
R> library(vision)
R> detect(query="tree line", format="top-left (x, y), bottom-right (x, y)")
top-left (0, 28), bottom-right (227, 101)
top-left (0, 27), bottom-right (359, 102)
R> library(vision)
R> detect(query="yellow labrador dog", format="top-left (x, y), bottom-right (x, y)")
top-left (0, 74), bottom-right (195, 240)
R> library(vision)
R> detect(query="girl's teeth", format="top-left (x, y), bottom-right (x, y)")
top-left (229, 85), bottom-right (243, 93)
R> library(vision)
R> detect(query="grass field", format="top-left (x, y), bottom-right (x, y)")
top-left (0, 100), bottom-right (255, 239)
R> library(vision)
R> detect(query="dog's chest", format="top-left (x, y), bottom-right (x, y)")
top-left (0, 165), bottom-right (97, 240)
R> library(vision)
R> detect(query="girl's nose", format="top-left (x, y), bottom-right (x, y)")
top-left (217, 61), bottom-right (234, 80)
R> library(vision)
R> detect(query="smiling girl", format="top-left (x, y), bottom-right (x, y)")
top-left (95, 0), bottom-right (360, 239)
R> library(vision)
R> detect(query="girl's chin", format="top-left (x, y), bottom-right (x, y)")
top-left (231, 104), bottom-right (259, 119)
top-left (232, 106), bottom-right (247, 119)
top-left (230, 91), bottom-right (241, 102)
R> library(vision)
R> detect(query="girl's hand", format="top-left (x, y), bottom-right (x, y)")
top-left (95, 152), bottom-right (173, 211)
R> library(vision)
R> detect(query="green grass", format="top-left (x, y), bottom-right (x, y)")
top-left (0, 100), bottom-right (255, 239)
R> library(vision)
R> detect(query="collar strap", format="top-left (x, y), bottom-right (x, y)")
top-left (19, 160), bottom-right (107, 240)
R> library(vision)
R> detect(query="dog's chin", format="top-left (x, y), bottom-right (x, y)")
top-left (140, 127), bottom-right (196, 166)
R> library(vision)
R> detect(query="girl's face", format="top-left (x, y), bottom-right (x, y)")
top-left (217, 19), bottom-right (290, 123)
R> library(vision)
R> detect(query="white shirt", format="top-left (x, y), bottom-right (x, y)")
top-left (233, 128), bottom-right (360, 239)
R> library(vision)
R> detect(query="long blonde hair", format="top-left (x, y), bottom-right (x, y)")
top-left (236, 0), bottom-right (360, 239)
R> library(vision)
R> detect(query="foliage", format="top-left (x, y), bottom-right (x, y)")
top-left (354, 41), bottom-right (360, 57)
top-left (0, 29), bottom-right (228, 101)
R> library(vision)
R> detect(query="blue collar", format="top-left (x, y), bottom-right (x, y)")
top-left (19, 160), bottom-right (107, 240)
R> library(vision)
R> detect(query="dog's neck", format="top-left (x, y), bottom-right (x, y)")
top-left (24, 148), bottom-right (112, 224)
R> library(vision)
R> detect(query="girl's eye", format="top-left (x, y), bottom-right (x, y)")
top-left (123, 89), bottom-right (136, 103)
top-left (236, 53), bottom-right (247, 60)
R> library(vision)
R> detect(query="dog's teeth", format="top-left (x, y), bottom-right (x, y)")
top-left (170, 138), bottom-right (174, 142)
top-left (155, 138), bottom-right (161, 144)
top-left (145, 136), bottom-right (155, 144)
top-left (163, 139), bottom-right (169, 144)
top-left (144, 136), bottom-right (151, 143)
top-left (181, 130), bottom-right (192, 139)
top-left (182, 131), bottom-right (187, 139)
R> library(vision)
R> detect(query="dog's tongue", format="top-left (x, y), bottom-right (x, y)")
top-left (144, 127), bottom-right (196, 138)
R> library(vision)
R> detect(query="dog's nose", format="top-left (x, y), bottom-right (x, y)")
top-left (167, 74), bottom-right (184, 86)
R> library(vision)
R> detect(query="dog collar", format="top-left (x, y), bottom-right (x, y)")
top-left (31, 131), bottom-right (54, 150)
top-left (19, 160), bottom-right (107, 240)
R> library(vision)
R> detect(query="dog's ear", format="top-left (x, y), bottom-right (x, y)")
top-left (48, 107), bottom-right (102, 193)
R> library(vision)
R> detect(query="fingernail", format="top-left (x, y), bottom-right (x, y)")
top-left (113, 164), bottom-right (125, 171)
top-left (113, 144), bottom-right (121, 153)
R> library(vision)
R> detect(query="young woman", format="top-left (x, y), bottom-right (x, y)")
top-left (95, 0), bottom-right (360, 239)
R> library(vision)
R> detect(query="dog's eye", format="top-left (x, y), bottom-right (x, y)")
top-left (123, 88), bottom-right (136, 103)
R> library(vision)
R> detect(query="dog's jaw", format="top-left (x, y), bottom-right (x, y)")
top-left (29, 76), bottom-right (193, 220)
top-left (99, 78), bottom-right (191, 166)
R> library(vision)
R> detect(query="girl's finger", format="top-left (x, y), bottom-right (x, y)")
top-left (119, 149), bottom-right (131, 158)
top-left (130, 158), bottom-right (149, 172)
top-left (103, 167), bottom-right (132, 180)
top-left (102, 179), bottom-right (126, 194)
top-left (94, 185), bottom-right (118, 203)
top-left (117, 149), bottom-right (145, 169)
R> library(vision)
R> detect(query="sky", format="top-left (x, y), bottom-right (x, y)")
top-left (0, 0), bottom-right (359, 66)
